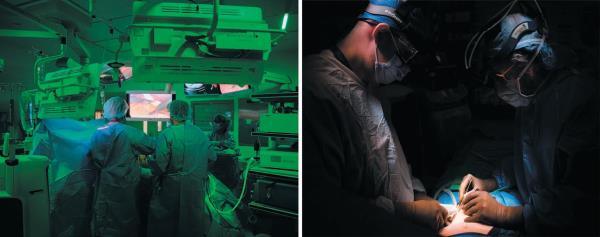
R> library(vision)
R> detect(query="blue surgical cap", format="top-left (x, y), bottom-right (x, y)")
top-left (168, 100), bottom-right (189, 121)
top-left (490, 13), bottom-right (556, 69)
top-left (358, 0), bottom-right (405, 30)
top-left (103, 96), bottom-right (129, 120)
top-left (515, 32), bottom-right (556, 69)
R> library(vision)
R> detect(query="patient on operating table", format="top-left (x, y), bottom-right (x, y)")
top-left (436, 180), bottom-right (522, 236)
top-left (438, 194), bottom-right (493, 236)
top-left (440, 205), bottom-right (492, 236)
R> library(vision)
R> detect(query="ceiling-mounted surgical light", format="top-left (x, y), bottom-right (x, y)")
top-left (281, 13), bottom-right (289, 30)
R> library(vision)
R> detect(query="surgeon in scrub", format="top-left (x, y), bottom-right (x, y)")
top-left (303, 0), bottom-right (446, 234)
top-left (146, 100), bottom-right (217, 237)
top-left (458, 13), bottom-right (599, 236)
top-left (89, 96), bottom-right (155, 237)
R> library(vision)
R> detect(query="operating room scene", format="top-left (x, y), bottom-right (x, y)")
top-left (0, 0), bottom-right (298, 236)
top-left (303, 0), bottom-right (599, 236)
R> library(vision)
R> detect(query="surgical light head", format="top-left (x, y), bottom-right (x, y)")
top-left (168, 100), bottom-right (189, 121)
top-left (103, 96), bottom-right (129, 121)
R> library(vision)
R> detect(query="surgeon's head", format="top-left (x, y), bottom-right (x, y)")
top-left (356, 0), bottom-right (418, 85)
top-left (487, 13), bottom-right (556, 107)
top-left (103, 96), bottom-right (129, 121)
top-left (337, 0), bottom-right (433, 86)
top-left (168, 100), bottom-right (189, 124)
top-left (211, 114), bottom-right (230, 135)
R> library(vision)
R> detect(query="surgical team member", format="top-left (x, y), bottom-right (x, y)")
top-left (147, 100), bottom-right (217, 237)
top-left (208, 114), bottom-right (239, 188)
top-left (89, 97), bottom-right (155, 237)
top-left (458, 13), bottom-right (599, 235)
top-left (304, 0), bottom-right (446, 234)
top-left (209, 114), bottom-right (235, 150)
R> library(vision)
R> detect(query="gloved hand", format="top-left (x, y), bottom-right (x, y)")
top-left (462, 190), bottom-right (523, 228)
top-left (458, 174), bottom-right (498, 205)
top-left (399, 200), bottom-right (448, 231)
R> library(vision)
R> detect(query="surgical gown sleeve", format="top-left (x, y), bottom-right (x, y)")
top-left (207, 142), bottom-right (217, 162)
top-left (303, 91), bottom-right (433, 236)
top-left (127, 126), bottom-right (155, 155)
top-left (152, 131), bottom-right (171, 175)
top-left (518, 74), bottom-right (599, 234)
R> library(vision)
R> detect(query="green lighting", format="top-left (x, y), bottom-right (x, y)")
top-left (281, 13), bottom-right (289, 30)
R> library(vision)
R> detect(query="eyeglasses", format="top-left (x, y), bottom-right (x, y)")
top-left (364, 20), bottom-right (419, 64)
top-left (389, 30), bottom-right (419, 63)
top-left (493, 36), bottom-right (546, 97)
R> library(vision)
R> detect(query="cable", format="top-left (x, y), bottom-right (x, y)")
top-left (464, 0), bottom-right (518, 69)
top-left (208, 157), bottom-right (257, 215)
top-left (465, 0), bottom-right (518, 69)
top-left (464, 0), bottom-right (550, 70)
top-left (533, 0), bottom-right (549, 33)
top-left (464, 0), bottom-right (515, 68)
top-left (443, 189), bottom-right (458, 206)
top-left (206, 0), bottom-right (220, 40)
top-left (114, 39), bottom-right (123, 63)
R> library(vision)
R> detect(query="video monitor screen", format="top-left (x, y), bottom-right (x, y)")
top-left (184, 83), bottom-right (250, 95)
top-left (126, 92), bottom-right (175, 121)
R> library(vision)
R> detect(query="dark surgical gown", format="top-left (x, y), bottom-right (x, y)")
top-left (147, 122), bottom-right (216, 237)
top-left (500, 68), bottom-right (600, 235)
top-left (89, 122), bottom-right (155, 237)
top-left (302, 89), bottom-right (434, 236)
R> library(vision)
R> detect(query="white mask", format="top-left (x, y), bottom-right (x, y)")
top-left (496, 84), bottom-right (531, 107)
top-left (374, 47), bottom-right (411, 85)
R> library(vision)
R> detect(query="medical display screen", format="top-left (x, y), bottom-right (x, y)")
top-left (126, 92), bottom-right (174, 120)
top-left (184, 83), bottom-right (250, 95)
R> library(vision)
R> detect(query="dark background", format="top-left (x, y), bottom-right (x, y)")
top-left (303, 0), bottom-right (600, 192)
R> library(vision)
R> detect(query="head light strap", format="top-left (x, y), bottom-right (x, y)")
top-left (364, 3), bottom-right (404, 25)
top-left (498, 21), bottom-right (539, 59)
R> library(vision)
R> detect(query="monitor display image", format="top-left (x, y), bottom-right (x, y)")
top-left (184, 83), bottom-right (250, 95)
top-left (126, 92), bottom-right (175, 120)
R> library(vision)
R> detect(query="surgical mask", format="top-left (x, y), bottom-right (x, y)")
top-left (495, 78), bottom-right (531, 107)
top-left (374, 46), bottom-right (411, 85)
top-left (211, 122), bottom-right (226, 134)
